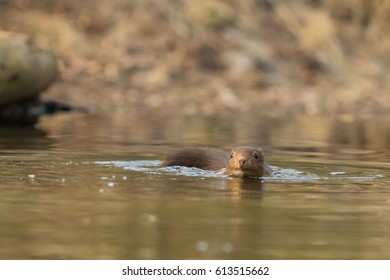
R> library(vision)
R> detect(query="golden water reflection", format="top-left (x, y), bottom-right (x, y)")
top-left (0, 113), bottom-right (389, 259)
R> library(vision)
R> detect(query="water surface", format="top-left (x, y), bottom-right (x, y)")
top-left (0, 113), bottom-right (389, 259)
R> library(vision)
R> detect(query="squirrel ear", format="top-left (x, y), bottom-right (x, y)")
top-left (257, 147), bottom-right (264, 153)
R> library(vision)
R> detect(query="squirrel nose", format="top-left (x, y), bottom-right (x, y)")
top-left (239, 159), bottom-right (246, 166)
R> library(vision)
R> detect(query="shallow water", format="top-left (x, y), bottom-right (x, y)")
top-left (0, 113), bottom-right (390, 259)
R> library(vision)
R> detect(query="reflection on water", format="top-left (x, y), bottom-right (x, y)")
top-left (0, 113), bottom-right (389, 259)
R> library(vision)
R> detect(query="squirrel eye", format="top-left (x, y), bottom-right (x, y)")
top-left (253, 152), bottom-right (259, 160)
top-left (230, 153), bottom-right (234, 159)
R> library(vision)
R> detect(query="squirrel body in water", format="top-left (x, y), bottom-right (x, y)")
top-left (161, 146), bottom-right (272, 177)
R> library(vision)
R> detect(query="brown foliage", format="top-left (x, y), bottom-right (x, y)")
top-left (1, 0), bottom-right (390, 118)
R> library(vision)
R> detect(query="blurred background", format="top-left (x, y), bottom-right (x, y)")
top-left (1, 0), bottom-right (390, 119)
top-left (2, 1), bottom-right (390, 260)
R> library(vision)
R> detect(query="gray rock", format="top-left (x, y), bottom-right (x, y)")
top-left (0, 32), bottom-right (58, 105)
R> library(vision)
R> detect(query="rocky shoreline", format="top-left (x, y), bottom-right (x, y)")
top-left (1, 0), bottom-right (390, 120)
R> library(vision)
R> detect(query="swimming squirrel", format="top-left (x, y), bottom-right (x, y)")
top-left (161, 146), bottom-right (272, 177)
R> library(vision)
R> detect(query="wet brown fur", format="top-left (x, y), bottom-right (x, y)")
top-left (161, 147), bottom-right (230, 170)
top-left (161, 146), bottom-right (272, 177)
